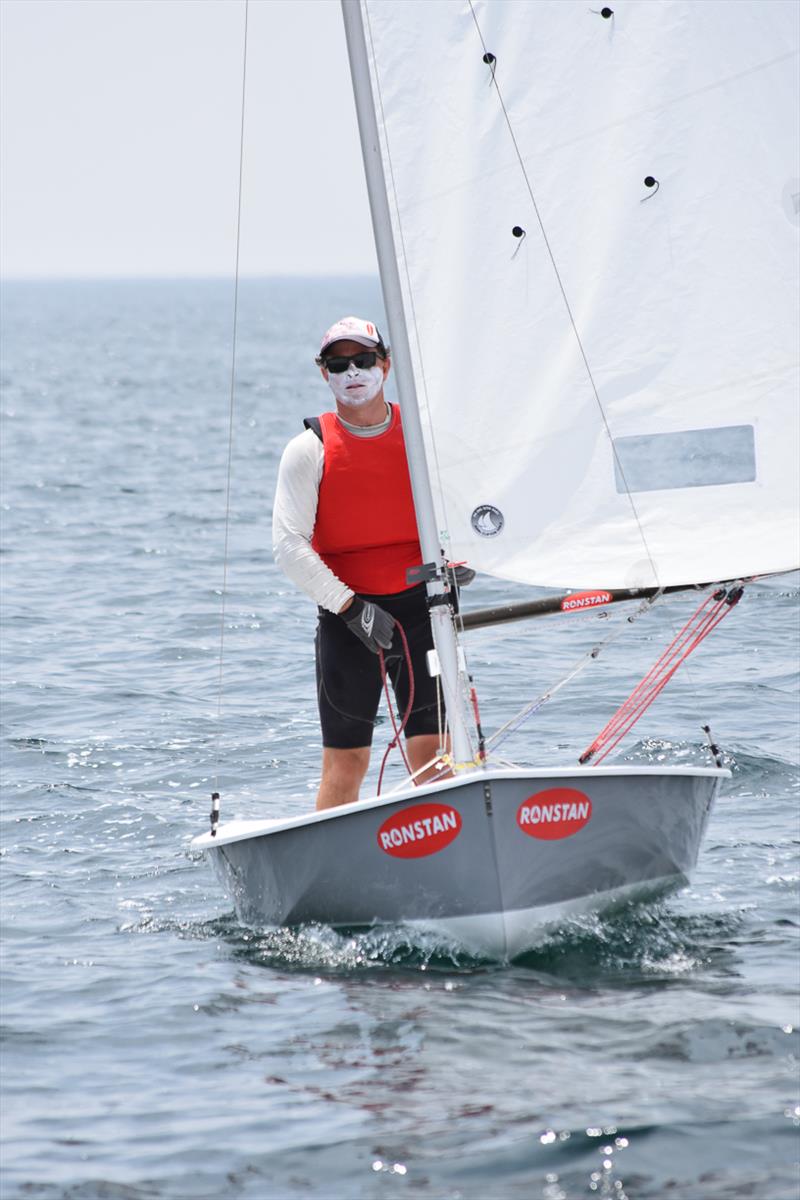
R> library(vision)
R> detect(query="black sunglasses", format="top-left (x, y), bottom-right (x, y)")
top-left (323, 350), bottom-right (381, 374)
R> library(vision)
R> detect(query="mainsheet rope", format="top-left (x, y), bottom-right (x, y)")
top-left (211, 0), bottom-right (249, 837)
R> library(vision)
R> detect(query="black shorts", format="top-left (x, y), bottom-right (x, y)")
top-left (315, 584), bottom-right (442, 749)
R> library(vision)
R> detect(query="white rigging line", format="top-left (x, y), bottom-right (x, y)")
top-left (213, 0), bottom-right (249, 802)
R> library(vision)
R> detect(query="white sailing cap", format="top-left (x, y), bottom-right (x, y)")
top-left (318, 316), bottom-right (386, 356)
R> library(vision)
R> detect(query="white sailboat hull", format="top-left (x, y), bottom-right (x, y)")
top-left (193, 765), bottom-right (727, 960)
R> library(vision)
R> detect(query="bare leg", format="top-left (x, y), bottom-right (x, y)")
top-left (316, 746), bottom-right (371, 811)
top-left (406, 734), bottom-right (450, 785)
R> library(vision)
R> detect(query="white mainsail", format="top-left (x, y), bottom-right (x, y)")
top-left (359, 0), bottom-right (800, 589)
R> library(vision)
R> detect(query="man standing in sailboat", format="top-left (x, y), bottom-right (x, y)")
top-left (273, 316), bottom-right (462, 811)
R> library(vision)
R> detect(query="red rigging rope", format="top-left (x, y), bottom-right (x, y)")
top-left (580, 584), bottom-right (744, 766)
top-left (486, 590), bottom-right (660, 753)
top-left (469, 683), bottom-right (486, 763)
top-left (376, 620), bottom-right (415, 795)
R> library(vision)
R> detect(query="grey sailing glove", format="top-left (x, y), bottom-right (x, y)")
top-left (342, 596), bottom-right (395, 654)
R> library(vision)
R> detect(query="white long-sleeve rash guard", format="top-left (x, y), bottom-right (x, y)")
top-left (273, 405), bottom-right (396, 612)
top-left (272, 428), bottom-right (353, 614)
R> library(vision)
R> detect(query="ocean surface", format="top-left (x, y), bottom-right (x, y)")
top-left (1, 278), bottom-right (798, 1200)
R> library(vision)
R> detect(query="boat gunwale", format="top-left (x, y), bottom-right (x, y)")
top-left (191, 763), bottom-right (729, 850)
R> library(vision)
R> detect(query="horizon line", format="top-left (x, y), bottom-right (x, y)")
top-left (0, 272), bottom-right (380, 284)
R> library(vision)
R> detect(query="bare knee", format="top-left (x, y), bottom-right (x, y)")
top-left (316, 746), bottom-right (371, 811)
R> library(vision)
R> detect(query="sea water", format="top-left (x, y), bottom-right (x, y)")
top-left (1, 278), bottom-right (798, 1199)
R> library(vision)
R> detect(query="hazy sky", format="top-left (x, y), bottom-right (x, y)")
top-left (0, 0), bottom-right (378, 277)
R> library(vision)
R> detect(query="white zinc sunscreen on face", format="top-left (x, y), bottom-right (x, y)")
top-left (327, 364), bottom-right (384, 407)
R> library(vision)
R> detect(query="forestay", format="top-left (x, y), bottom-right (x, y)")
top-left (360, 0), bottom-right (800, 589)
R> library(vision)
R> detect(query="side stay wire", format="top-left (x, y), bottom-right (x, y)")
top-left (212, 0), bottom-right (249, 837)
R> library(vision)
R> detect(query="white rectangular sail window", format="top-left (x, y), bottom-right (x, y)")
top-left (613, 425), bottom-right (756, 493)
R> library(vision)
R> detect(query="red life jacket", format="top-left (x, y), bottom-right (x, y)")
top-left (311, 406), bottom-right (422, 595)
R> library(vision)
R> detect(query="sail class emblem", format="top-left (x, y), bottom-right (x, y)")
top-left (471, 504), bottom-right (504, 537)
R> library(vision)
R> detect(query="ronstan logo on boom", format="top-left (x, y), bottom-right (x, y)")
top-left (560, 591), bottom-right (613, 612)
top-left (377, 802), bottom-right (462, 859)
top-left (516, 788), bottom-right (592, 840)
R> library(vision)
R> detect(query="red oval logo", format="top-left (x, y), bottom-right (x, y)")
top-left (517, 788), bottom-right (592, 840)
top-left (377, 802), bottom-right (462, 859)
top-left (560, 591), bottom-right (613, 612)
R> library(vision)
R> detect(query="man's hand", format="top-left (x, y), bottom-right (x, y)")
top-left (341, 596), bottom-right (395, 654)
